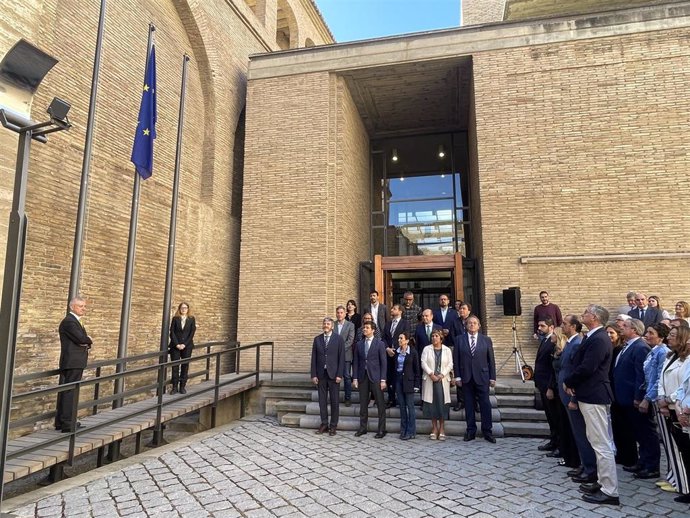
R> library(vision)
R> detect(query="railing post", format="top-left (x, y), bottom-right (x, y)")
top-left (255, 344), bottom-right (260, 386)
top-left (270, 342), bottom-right (274, 381)
top-left (212, 352), bottom-right (221, 428)
top-left (205, 343), bottom-right (211, 381)
top-left (149, 351), bottom-right (167, 447)
top-left (236, 342), bottom-right (241, 374)
top-left (92, 366), bottom-right (101, 416)
top-left (67, 381), bottom-right (81, 465)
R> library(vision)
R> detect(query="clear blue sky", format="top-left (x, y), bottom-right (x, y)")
top-left (314, 0), bottom-right (461, 42)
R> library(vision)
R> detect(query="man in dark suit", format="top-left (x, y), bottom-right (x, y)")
top-left (628, 292), bottom-right (662, 327)
top-left (453, 315), bottom-right (496, 443)
top-left (55, 296), bottom-right (93, 433)
top-left (450, 302), bottom-right (474, 411)
top-left (414, 309), bottom-right (441, 353)
top-left (368, 290), bottom-right (389, 336)
top-left (534, 318), bottom-right (560, 454)
top-left (353, 321), bottom-right (388, 438)
top-left (564, 304), bottom-right (620, 506)
top-left (334, 306), bottom-right (355, 407)
top-left (615, 318), bottom-right (659, 479)
top-left (310, 317), bottom-right (345, 436)
top-left (383, 304), bottom-right (410, 408)
top-left (432, 294), bottom-right (458, 346)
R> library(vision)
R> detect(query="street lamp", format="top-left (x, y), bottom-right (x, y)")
top-left (0, 39), bottom-right (71, 513)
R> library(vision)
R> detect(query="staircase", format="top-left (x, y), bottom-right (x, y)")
top-left (262, 374), bottom-right (549, 438)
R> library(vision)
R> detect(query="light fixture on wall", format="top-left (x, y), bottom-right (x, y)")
top-left (391, 148), bottom-right (398, 162)
top-left (438, 144), bottom-right (445, 158)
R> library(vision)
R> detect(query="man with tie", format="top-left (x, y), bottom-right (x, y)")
top-left (534, 318), bottom-right (560, 454)
top-left (614, 318), bottom-right (659, 479)
top-left (353, 321), bottom-right (388, 438)
top-left (55, 296), bottom-right (93, 433)
top-left (368, 290), bottom-right (389, 335)
top-left (564, 304), bottom-right (620, 506)
top-left (451, 302), bottom-right (473, 411)
top-left (414, 309), bottom-right (442, 354)
top-left (433, 294), bottom-right (458, 346)
top-left (628, 292), bottom-right (662, 327)
top-left (334, 306), bottom-right (355, 407)
top-left (453, 316), bottom-right (496, 443)
top-left (310, 317), bottom-right (345, 436)
top-left (383, 304), bottom-right (410, 408)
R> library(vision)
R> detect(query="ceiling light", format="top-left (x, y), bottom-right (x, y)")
top-left (438, 144), bottom-right (445, 158)
top-left (391, 148), bottom-right (398, 162)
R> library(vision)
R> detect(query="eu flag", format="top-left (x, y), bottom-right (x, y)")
top-left (131, 45), bottom-right (157, 179)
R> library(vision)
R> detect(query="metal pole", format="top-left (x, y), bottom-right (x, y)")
top-left (67, 0), bottom-right (107, 304)
top-left (151, 54), bottom-right (189, 446)
top-left (113, 24), bottom-right (155, 410)
top-left (0, 130), bottom-right (31, 511)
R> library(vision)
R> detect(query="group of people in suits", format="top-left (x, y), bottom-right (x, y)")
top-left (309, 291), bottom-right (497, 443)
top-left (531, 290), bottom-right (690, 509)
top-left (56, 298), bottom-right (196, 433)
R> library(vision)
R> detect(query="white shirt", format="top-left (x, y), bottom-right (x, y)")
top-left (180, 316), bottom-right (187, 329)
top-left (586, 325), bottom-right (603, 338)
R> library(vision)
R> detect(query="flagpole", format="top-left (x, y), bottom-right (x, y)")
top-left (151, 54), bottom-right (189, 446)
top-left (113, 23), bottom-right (155, 411)
top-left (67, 0), bottom-right (107, 305)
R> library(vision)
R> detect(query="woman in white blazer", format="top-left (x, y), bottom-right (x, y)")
top-left (421, 330), bottom-right (454, 440)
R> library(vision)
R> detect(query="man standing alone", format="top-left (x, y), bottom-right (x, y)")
top-left (55, 296), bottom-right (93, 433)
top-left (310, 317), bottom-right (345, 436)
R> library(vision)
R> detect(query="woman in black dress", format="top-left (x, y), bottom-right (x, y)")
top-left (169, 302), bottom-right (196, 394)
top-left (346, 299), bottom-right (362, 334)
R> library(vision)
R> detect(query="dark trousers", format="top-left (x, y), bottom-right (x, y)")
top-left (395, 379), bottom-right (416, 437)
top-left (317, 368), bottom-right (340, 428)
top-left (359, 375), bottom-right (386, 433)
top-left (55, 368), bottom-right (83, 431)
top-left (539, 388), bottom-right (560, 444)
top-left (344, 360), bottom-right (352, 400)
top-left (556, 399), bottom-right (580, 467)
top-left (463, 379), bottom-right (492, 435)
top-left (386, 356), bottom-right (397, 404)
top-left (567, 405), bottom-right (597, 476)
top-left (170, 345), bottom-right (193, 387)
top-left (611, 401), bottom-right (638, 466)
top-left (623, 405), bottom-right (660, 471)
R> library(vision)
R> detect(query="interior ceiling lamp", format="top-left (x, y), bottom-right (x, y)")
top-left (438, 144), bottom-right (446, 158)
top-left (391, 148), bottom-right (398, 162)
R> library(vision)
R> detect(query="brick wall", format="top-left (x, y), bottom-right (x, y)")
top-left (462, 0), bottom-right (506, 25)
top-left (471, 27), bottom-right (690, 366)
top-left (0, 0), bottom-right (331, 428)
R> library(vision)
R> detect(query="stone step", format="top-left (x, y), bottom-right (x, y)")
top-left (493, 381), bottom-right (537, 395)
top-left (263, 388), bottom-right (315, 416)
top-left (261, 376), bottom-right (315, 390)
top-left (298, 414), bottom-right (505, 438)
top-left (501, 420), bottom-right (550, 437)
top-left (275, 400), bottom-right (309, 419)
top-left (495, 394), bottom-right (535, 408)
top-left (308, 392), bottom-right (499, 408)
top-left (280, 413), bottom-right (303, 427)
top-left (498, 407), bottom-right (546, 422)
top-left (303, 402), bottom-right (501, 422)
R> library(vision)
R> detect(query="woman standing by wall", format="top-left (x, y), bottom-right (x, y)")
top-left (169, 302), bottom-right (196, 394)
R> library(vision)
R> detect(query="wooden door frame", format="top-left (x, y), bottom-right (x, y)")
top-left (374, 253), bottom-right (464, 304)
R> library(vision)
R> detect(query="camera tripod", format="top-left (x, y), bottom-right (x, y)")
top-left (497, 316), bottom-right (534, 382)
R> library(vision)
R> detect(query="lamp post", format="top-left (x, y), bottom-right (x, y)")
top-left (0, 40), bottom-right (71, 514)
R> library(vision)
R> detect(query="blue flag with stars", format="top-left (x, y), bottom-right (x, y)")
top-left (131, 45), bottom-right (157, 179)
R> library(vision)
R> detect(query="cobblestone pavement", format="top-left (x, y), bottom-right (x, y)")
top-left (7, 416), bottom-right (688, 517)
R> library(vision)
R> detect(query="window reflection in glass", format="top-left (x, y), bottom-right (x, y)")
top-left (387, 175), bottom-right (453, 201)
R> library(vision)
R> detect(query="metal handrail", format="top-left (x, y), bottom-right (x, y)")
top-left (5, 340), bottom-right (272, 468)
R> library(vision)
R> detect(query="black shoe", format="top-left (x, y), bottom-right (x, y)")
top-left (179, 387), bottom-right (187, 394)
top-left (538, 441), bottom-right (557, 451)
top-left (484, 434), bottom-right (496, 443)
top-left (545, 449), bottom-right (562, 458)
top-left (673, 494), bottom-right (690, 503)
top-left (463, 432), bottom-right (476, 442)
top-left (170, 386), bottom-right (179, 394)
top-left (354, 429), bottom-right (367, 437)
top-left (474, 403), bottom-right (480, 413)
top-left (622, 464), bottom-right (641, 473)
top-left (579, 482), bottom-right (601, 494)
top-left (567, 467), bottom-right (584, 477)
top-left (633, 469), bottom-right (660, 479)
top-left (386, 401), bottom-right (396, 409)
top-left (401, 435), bottom-right (411, 441)
top-left (344, 399), bottom-right (351, 407)
top-left (61, 422), bottom-right (83, 433)
top-left (316, 424), bottom-right (328, 434)
top-left (582, 490), bottom-right (619, 505)
top-left (374, 431), bottom-right (387, 439)
top-left (328, 427), bottom-right (337, 436)
top-left (572, 473), bottom-right (597, 484)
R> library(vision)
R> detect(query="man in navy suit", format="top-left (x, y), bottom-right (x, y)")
top-left (615, 318), bottom-right (659, 478)
top-left (564, 304), bottom-right (620, 506)
top-left (451, 302), bottom-right (474, 411)
top-left (433, 294), bottom-right (458, 346)
top-left (383, 304), bottom-right (410, 408)
top-left (353, 321), bottom-right (388, 438)
top-left (628, 292), bottom-right (662, 327)
top-left (534, 318), bottom-right (560, 454)
top-left (453, 316), bottom-right (496, 443)
top-left (55, 296), bottom-right (93, 433)
top-left (310, 317), bottom-right (345, 436)
top-left (414, 309), bottom-right (441, 353)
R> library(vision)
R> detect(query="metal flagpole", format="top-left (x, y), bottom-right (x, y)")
top-left (151, 54), bottom-right (189, 447)
top-left (67, 0), bottom-right (107, 304)
top-left (113, 23), bottom-right (155, 410)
